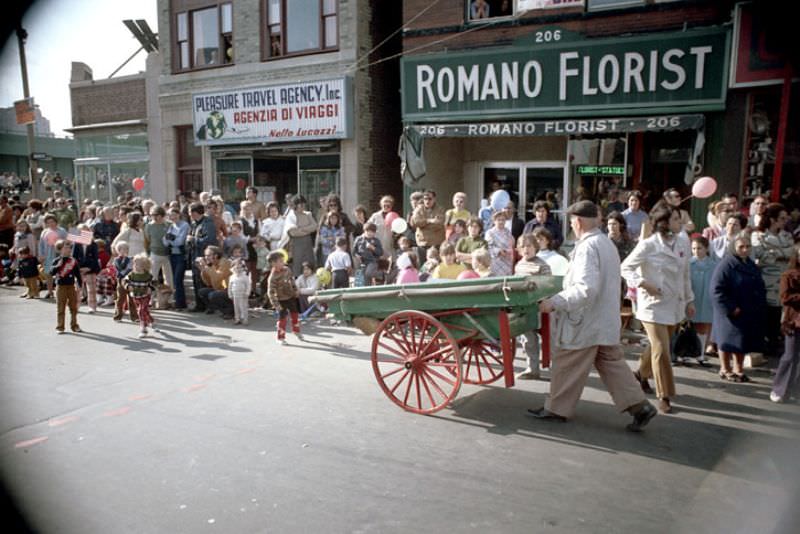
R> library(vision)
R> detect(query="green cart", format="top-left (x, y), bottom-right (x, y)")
top-left (314, 275), bottom-right (562, 414)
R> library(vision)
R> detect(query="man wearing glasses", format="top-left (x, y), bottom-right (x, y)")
top-left (52, 198), bottom-right (77, 231)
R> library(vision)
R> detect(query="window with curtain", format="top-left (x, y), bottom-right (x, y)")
top-left (173, 2), bottom-right (233, 71)
top-left (264, 0), bottom-right (338, 59)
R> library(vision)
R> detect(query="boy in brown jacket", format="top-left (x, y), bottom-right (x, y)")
top-left (267, 250), bottom-right (303, 345)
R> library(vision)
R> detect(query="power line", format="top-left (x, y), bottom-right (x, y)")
top-left (349, 15), bottom-right (512, 73)
top-left (345, 0), bottom-right (446, 73)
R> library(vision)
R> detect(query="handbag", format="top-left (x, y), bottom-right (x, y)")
top-left (670, 320), bottom-right (702, 361)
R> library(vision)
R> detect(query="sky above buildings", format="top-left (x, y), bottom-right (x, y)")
top-left (0, 0), bottom-right (158, 137)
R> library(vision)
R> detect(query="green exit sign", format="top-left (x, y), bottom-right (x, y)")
top-left (576, 165), bottom-right (625, 175)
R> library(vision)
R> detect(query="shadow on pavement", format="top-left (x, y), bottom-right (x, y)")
top-left (72, 331), bottom-right (182, 354)
top-left (300, 339), bottom-right (371, 360)
top-left (72, 330), bottom-right (251, 354)
top-left (436, 386), bottom-right (798, 485)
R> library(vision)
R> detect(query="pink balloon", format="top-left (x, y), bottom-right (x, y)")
top-left (132, 177), bottom-right (145, 191)
top-left (458, 270), bottom-right (480, 280)
top-left (691, 176), bottom-right (717, 199)
top-left (45, 230), bottom-right (59, 246)
top-left (384, 211), bottom-right (399, 227)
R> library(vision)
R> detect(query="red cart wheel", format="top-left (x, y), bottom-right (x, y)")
top-left (371, 310), bottom-right (462, 414)
top-left (458, 337), bottom-right (514, 385)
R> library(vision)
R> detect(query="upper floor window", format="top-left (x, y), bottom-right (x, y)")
top-left (469, 0), bottom-right (588, 20)
top-left (174, 2), bottom-right (233, 71)
top-left (468, 0), bottom-right (514, 21)
top-left (264, 0), bottom-right (338, 59)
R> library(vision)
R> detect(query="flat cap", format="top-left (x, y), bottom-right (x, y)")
top-left (566, 200), bottom-right (599, 218)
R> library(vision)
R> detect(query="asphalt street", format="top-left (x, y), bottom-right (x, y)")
top-left (0, 285), bottom-right (798, 533)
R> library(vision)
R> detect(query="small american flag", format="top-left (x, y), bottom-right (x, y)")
top-left (67, 229), bottom-right (94, 245)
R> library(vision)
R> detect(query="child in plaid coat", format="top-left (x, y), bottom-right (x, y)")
top-left (267, 251), bottom-right (303, 345)
top-left (123, 253), bottom-right (158, 338)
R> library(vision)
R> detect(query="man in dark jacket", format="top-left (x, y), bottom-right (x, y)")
top-left (187, 202), bottom-right (219, 312)
top-left (523, 200), bottom-right (563, 249)
top-left (504, 201), bottom-right (525, 240)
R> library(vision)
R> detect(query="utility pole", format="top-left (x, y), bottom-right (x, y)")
top-left (16, 25), bottom-right (38, 199)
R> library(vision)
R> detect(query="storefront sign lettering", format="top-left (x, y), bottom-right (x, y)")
top-left (402, 28), bottom-right (729, 121)
top-left (411, 114), bottom-right (703, 137)
top-left (192, 77), bottom-right (352, 146)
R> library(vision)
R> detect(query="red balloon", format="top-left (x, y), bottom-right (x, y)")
top-left (132, 177), bottom-right (145, 191)
top-left (235, 178), bottom-right (247, 190)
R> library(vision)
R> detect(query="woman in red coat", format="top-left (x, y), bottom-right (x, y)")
top-left (771, 245), bottom-right (800, 402)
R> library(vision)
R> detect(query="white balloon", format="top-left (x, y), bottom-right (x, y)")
top-left (490, 190), bottom-right (510, 211)
top-left (391, 217), bottom-right (408, 234)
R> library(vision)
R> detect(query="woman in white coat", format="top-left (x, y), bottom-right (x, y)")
top-left (621, 205), bottom-right (695, 414)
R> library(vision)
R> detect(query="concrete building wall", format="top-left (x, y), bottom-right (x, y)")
top-left (145, 53), bottom-right (165, 202)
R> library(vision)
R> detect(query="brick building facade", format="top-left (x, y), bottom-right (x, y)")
top-left (156, 0), bottom-right (402, 213)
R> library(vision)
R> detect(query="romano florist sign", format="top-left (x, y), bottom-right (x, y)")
top-left (193, 77), bottom-right (352, 145)
top-left (401, 27), bottom-right (730, 121)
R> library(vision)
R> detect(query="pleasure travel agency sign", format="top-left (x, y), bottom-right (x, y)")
top-left (192, 77), bottom-right (352, 145)
top-left (401, 27), bottom-right (730, 123)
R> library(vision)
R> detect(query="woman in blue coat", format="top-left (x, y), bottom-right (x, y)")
top-left (689, 236), bottom-right (717, 365)
top-left (711, 236), bottom-right (767, 382)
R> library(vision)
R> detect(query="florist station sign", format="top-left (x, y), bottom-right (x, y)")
top-left (401, 27), bottom-right (730, 122)
top-left (193, 77), bottom-right (352, 146)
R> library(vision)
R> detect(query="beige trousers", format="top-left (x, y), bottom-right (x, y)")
top-left (546, 344), bottom-right (646, 419)
top-left (639, 322), bottom-right (677, 399)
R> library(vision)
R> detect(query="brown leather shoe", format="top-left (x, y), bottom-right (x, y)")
top-left (634, 371), bottom-right (654, 394)
top-left (657, 398), bottom-right (672, 414)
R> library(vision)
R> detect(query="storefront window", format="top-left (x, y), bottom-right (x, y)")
top-left (177, 126), bottom-right (203, 194)
top-left (299, 155), bottom-right (340, 215)
top-left (110, 162), bottom-right (150, 200)
top-left (74, 160), bottom-right (149, 203)
top-left (300, 169), bottom-right (339, 216)
top-left (75, 164), bottom-right (109, 203)
top-left (568, 136), bottom-right (627, 214)
top-left (216, 157), bottom-right (252, 210)
top-left (482, 163), bottom-right (566, 222)
top-left (743, 89), bottom-right (781, 201)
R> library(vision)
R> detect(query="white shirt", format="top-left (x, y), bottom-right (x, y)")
top-left (296, 273), bottom-right (319, 296)
top-left (227, 271), bottom-right (251, 298)
top-left (325, 249), bottom-right (352, 271)
top-left (550, 228), bottom-right (623, 350)
top-left (537, 249), bottom-right (569, 276)
top-left (259, 216), bottom-right (285, 249)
